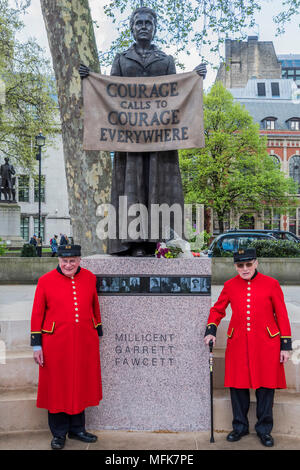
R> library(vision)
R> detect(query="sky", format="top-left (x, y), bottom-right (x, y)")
top-left (15, 0), bottom-right (300, 90)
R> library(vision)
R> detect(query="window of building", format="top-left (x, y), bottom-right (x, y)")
top-left (266, 120), bottom-right (275, 130)
top-left (270, 154), bottom-right (281, 168)
top-left (213, 211), bottom-right (230, 235)
top-left (271, 82), bottom-right (280, 97)
top-left (20, 216), bottom-right (29, 241)
top-left (257, 83), bottom-right (266, 96)
top-left (264, 209), bottom-right (281, 230)
top-left (239, 214), bottom-right (255, 229)
top-left (18, 175), bottom-right (30, 202)
top-left (262, 117), bottom-right (276, 130)
top-left (33, 175), bottom-right (45, 203)
top-left (290, 208), bottom-right (300, 237)
top-left (289, 155), bottom-right (300, 194)
top-left (289, 120), bottom-right (300, 131)
top-left (289, 210), bottom-right (297, 235)
top-left (34, 217), bottom-right (45, 241)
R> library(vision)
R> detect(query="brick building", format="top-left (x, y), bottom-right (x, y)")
top-left (212, 38), bottom-right (300, 236)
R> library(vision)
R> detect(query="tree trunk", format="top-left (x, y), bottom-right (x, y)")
top-left (40, 0), bottom-right (111, 256)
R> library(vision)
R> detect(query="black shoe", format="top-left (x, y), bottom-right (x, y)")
top-left (68, 431), bottom-right (98, 443)
top-left (226, 430), bottom-right (249, 442)
top-left (257, 433), bottom-right (274, 447)
top-left (51, 436), bottom-right (66, 450)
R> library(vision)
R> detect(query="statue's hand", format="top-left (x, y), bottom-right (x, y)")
top-left (79, 63), bottom-right (90, 79)
top-left (194, 63), bottom-right (207, 79)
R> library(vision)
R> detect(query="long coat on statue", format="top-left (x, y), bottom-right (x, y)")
top-left (30, 267), bottom-right (102, 414)
top-left (108, 43), bottom-right (185, 254)
top-left (206, 272), bottom-right (292, 389)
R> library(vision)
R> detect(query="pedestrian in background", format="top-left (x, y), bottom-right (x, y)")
top-left (51, 235), bottom-right (58, 257)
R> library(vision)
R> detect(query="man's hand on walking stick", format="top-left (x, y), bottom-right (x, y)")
top-left (204, 334), bottom-right (216, 347)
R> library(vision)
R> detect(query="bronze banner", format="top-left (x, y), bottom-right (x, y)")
top-left (83, 71), bottom-right (204, 152)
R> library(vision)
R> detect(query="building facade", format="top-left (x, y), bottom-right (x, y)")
top-left (15, 134), bottom-right (71, 244)
top-left (212, 38), bottom-right (300, 236)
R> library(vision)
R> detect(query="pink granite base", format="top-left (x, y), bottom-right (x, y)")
top-left (80, 256), bottom-right (211, 431)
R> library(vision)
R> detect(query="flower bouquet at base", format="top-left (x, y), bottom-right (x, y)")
top-left (155, 242), bottom-right (183, 258)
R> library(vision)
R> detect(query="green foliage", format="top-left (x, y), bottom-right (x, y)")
top-left (211, 245), bottom-right (233, 258)
top-left (100, 0), bottom-right (262, 68)
top-left (189, 229), bottom-right (211, 250)
top-left (0, 0), bottom-right (58, 170)
top-left (249, 239), bottom-right (300, 258)
top-left (273, 0), bottom-right (300, 35)
top-left (179, 82), bottom-right (299, 233)
top-left (100, 0), bottom-right (299, 68)
top-left (0, 237), bottom-right (6, 256)
top-left (21, 243), bottom-right (37, 257)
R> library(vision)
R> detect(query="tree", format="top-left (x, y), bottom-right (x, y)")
top-left (0, 0), bottom-right (58, 170)
top-left (100, 0), bottom-right (300, 68)
top-left (179, 82), bottom-right (298, 233)
top-left (40, 0), bottom-right (111, 256)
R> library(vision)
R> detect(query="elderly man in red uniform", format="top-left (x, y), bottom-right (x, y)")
top-left (204, 248), bottom-right (292, 447)
top-left (31, 245), bottom-right (102, 450)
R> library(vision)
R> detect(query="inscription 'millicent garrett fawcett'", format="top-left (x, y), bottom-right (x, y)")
top-left (114, 332), bottom-right (175, 367)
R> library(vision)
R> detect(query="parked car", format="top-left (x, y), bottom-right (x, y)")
top-left (208, 231), bottom-right (277, 257)
top-left (226, 229), bottom-right (300, 243)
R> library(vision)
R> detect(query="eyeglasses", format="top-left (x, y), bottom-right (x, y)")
top-left (236, 260), bottom-right (256, 269)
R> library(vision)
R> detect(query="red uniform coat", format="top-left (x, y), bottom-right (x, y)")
top-left (206, 272), bottom-right (292, 389)
top-left (30, 267), bottom-right (102, 414)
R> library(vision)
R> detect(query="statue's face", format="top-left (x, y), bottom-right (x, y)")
top-left (132, 12), bottom-right (156, 42)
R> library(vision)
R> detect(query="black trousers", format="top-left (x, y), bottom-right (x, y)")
top-left (230, 387), bottom-right (275, 435)
top-left (48, 411), bottom-right (85, 438)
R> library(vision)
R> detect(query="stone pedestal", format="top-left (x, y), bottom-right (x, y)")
top-left (0, 203), bottom-right (24, 246)
top-left (81, 256), bottom-right (211, 432)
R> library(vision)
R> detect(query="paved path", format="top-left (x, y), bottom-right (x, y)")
top-left (0, 430), bottom-right (300, 450)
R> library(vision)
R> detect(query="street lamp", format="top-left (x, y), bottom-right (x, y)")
top-left (35, 131), bottom-right (46, 257)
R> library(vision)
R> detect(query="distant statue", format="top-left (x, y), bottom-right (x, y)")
top-left (79, 6), bottom-right (206, 257)
top-left (0, 157), bottom-right (16, 202)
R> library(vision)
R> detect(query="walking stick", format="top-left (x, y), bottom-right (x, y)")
top-left (209, 339), bottom-right (215, 443)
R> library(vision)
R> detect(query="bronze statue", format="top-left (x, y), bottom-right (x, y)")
top-left (80, 7), bottom-right (206, 256)
top-left (0, 157), bottom-right (16, 202)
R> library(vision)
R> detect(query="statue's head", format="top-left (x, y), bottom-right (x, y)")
top-left (4, 157), bottom-right (9, 164)
top-left (130, 7), bottom-right (157, 42)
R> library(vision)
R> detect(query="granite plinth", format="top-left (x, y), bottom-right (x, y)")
top-left (0, 203), bottom-right (24, 246)
top-left (81, 256), bottom-right (212, 432)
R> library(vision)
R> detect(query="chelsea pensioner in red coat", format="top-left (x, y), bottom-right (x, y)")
top-left (205, 261), bottom-right (292, 389)
top-left (30, 260), bottom-right (103, 415)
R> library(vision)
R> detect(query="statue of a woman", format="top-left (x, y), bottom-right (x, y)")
top-left (80, 7), bottom-right (206, 256)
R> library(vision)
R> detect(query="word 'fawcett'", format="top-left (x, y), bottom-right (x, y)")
top-left (83, 71), bottom-right (204, 152)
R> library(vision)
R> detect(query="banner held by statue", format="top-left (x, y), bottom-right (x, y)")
top-left (83, 71), bottom-right (204, 152)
